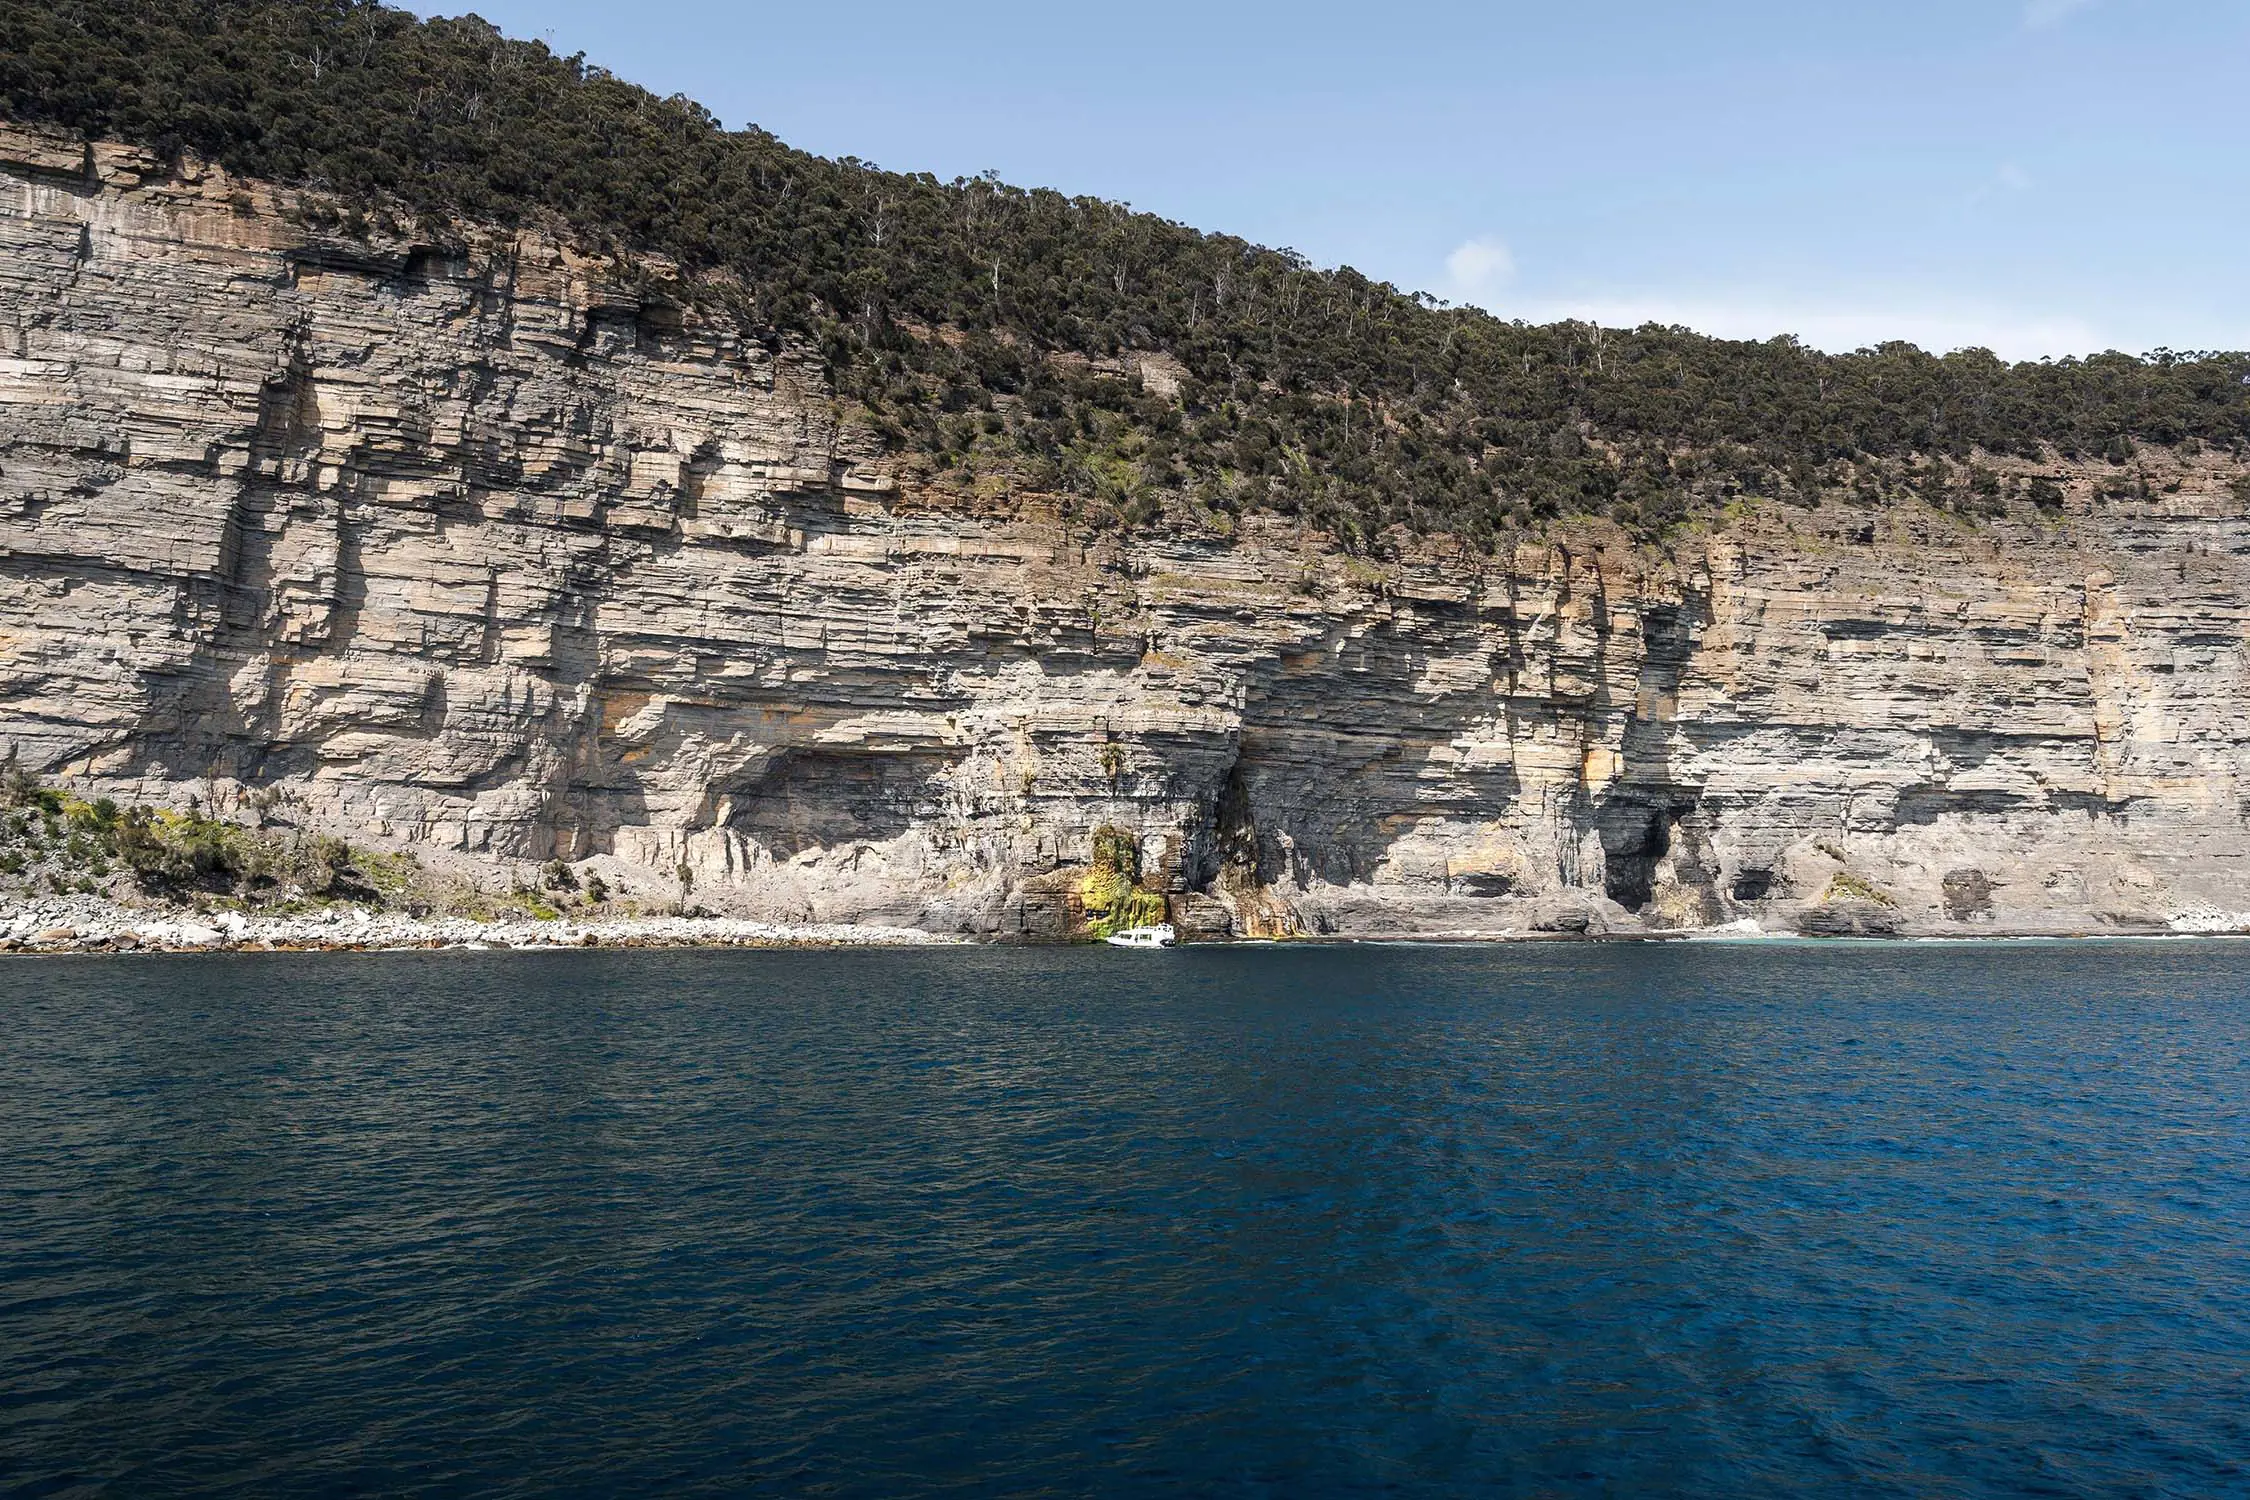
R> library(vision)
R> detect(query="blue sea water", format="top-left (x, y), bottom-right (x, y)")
top-left (2, 941), bottom-right (2247, 1498)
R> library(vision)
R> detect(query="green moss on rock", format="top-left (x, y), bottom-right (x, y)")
top-left (1077, 825), bottom-right (1169, 938)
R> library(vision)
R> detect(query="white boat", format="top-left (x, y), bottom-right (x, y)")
top-left (1104, 923), bottom-right (1176, 948)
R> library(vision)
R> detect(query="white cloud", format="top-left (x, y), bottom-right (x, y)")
top-left (1443, 238), bottom-right (1517, 302)
top-left (1507, 296), bottom-right (2110, 362)
top-left (1966, 160), bottom-right (2035, 207)
top-left (2023, 0), bottom-right (2099, 29)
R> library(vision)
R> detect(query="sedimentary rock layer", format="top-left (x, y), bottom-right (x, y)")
top-left (7, 124), bottom-right (2250, 938)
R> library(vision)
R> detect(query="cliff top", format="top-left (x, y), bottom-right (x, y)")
top-left (4, 0), bottom-right (2247, 548)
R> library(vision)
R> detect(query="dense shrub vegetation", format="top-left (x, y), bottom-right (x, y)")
top-left (0, 758), bottom-right (621, 918)
top-left (6, 0), bottom-right (2248, 544)
top-left (0, 755), bottom-right (378, 902)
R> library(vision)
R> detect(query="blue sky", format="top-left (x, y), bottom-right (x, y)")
top-left (423, 1), bottom-right (2246, 359)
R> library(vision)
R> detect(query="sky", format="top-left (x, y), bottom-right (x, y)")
top-left (419, 1), bottom-right (2248, 360)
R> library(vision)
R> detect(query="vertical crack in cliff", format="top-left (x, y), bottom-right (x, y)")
top-left (1593, 581), bottom-right (1717, 918)
top-left (1208, 746), bottom-right (1304, 937)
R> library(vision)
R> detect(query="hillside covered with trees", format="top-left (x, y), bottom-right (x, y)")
top-left (5, 0), bottom-right (2247, 547)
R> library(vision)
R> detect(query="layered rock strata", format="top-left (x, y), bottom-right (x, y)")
top-left (8, 125), bottom-right (2250, 939)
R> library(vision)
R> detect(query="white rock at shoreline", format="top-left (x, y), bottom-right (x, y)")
top-left (2168, 906), bottom-right (2250, 934)
top-left (0, 894), bottom-right (961, 951)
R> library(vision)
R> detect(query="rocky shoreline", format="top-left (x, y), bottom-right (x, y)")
top-left (7, 893), bottom-right (2247, 956)
top-left (0, 895), bottom-right (959, 955)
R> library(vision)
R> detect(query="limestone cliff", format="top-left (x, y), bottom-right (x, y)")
top-left (8, 124), bottom-right (2250, 939)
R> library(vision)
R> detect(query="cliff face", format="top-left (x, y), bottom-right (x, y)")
top-left (8, 125), bottom-right (2250, 939)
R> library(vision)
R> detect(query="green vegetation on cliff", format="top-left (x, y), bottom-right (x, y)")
top-left (1078, 827), bottom-right (1167, 939)
top-left (0, 757), bottom-right (390, 905)
top-left (5, 0), bottom-right (2247, 545)
top-left (0, 758), bottom-right (612, 920)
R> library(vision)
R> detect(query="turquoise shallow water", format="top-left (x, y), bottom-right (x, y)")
top-left (2, 941), bottom-right (2247, 1497)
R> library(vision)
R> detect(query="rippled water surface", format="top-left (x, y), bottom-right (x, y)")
top-left (4, 942), bottom-right (2248, 1497)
